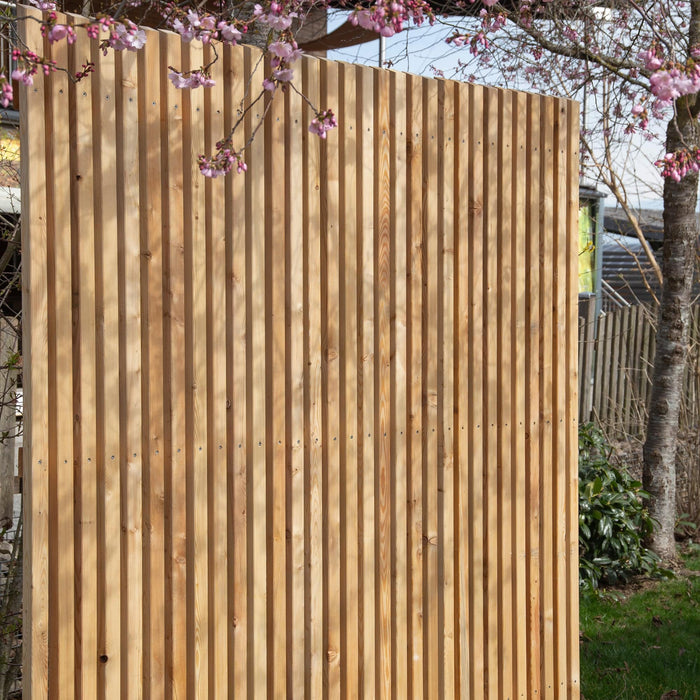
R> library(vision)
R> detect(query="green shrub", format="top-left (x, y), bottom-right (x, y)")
top-left (578, 423), bottom-right (663, 591)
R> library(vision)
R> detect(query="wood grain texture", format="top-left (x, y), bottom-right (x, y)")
top-left (21, 19), bottom-right (580, 697)
top-left (69, 19), bottom-right (98, 698)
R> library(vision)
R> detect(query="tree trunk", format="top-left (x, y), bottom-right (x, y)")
top-left (643, 113), bottom-right (699, 562)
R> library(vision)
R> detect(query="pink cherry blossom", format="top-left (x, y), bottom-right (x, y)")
top-left (47, 25), bottom-right (76, 45)
top-left (109, 22), bottom-right (147, 52)
top-left (639, 48), bottom-right (664, 71)
top-left (0, 77), bottom-right (12, 109)
top-left (656, 148), bottom-right (700, 182)
top-left (272, 67), bottom-right (294, 82)
top-left (168, 69), bottom-right (215, 89)
top-left (218, 22), bottom-right (242, 45)
top-left (649, 65), bottom-right (700, 105)
top-left (308, 109), bottom-right (338, 139)
top-left (27, 0), bottom-right (56, 9)
top-left (199, 141), bottom-right (247, 178)
top-left (12, 68), bottom-right (34, 86)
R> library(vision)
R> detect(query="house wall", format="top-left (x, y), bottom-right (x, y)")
top-left (19, 6), bottom-right (581, 697)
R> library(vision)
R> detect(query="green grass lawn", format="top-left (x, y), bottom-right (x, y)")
top-left (580, 544), bottom-right (700, 700)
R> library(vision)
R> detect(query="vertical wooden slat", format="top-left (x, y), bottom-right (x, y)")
top-left (525, 92), bottom-right (542, 700)
top-left (374, 64), bottom-right (392, 700)
top-left (47, 33), bottom-right (75, 699)
top-left (69, 19), bottom-right (98, 699)
top-left (468, 82), bottom-right (485, 699)
top-left (615, 308), bottom-right (630, 432)
top-left (94, 42), bottom-right (122, 700)
top-left (139, 33), bottom-right (166, 698)
top-left (183, 38), bottom-right (209, 700)
top-left (322, 59), bottom-right (342, 699)
top-left (423, 74), bottom-right (440, 700)
top-left (162, 29), bottom-right (188, 700)
top-left (358, 63), bottom-right (376, 699)
top-left (223, 42), bottom-right (247, 700)
top-left (631, 306), bottom-right (645, 430)
top-left (512, 89), bottom-right (529, 699)
top-left (390, 68), bottom-right (408, 700)
top-left (407, 71), bottom-right (424, 700)
top-left (243, 45), bottom-right (265, 700)
top-left (204, 42), bottom-right (228, 699)
top-left (540, 95), bottom-right (555, 699)
top-left (439, 77), bottom-right (456, 700)
top-left (608, 311), bottom-right (622, 430)
top-left (265, 56), bottom-right (287, 700)
top-left (286, 58), bottom-right (304, 700)
top-left (117, 46), bottom-right (144, 700)
top-left (304, 54), bottom-right (323, 700)
top-left (484, 86), bottom-right (500, 700)
top-left (497, 88), bottom-right (514, 700)
top-left (339, 61), bottom-right (360, 700)
top-left (19, 7), bottom-right (50, 696)
top-left (626, 306), bottom-right (639, 432)
top-left (455, 80), bottom-right (470, 698)
top-left (592, 313), bottom-right (607, 423)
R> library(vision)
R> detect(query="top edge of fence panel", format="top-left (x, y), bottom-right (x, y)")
top-left (15, 3), bottom-right (577, 108)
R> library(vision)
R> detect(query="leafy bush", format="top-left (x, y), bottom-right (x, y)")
top-left (578, 423), bottom-right (663, 591)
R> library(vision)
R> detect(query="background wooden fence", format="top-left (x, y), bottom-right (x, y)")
top-left (579, 302), bottom-right (700, 437)
top-left (20, 5), bottom-right (580, 698)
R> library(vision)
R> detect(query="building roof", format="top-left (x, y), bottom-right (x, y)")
top-left (604, 208), bottom-right (664, 244)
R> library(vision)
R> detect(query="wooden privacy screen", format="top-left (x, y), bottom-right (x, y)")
top-left (19, 5), bottom-right (580, 698)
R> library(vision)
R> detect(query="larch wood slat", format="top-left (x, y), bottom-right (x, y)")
top-left (339, 61), bottom-right (360, 700)
top-left (374, 65), bottom-right (392, 700)
top-left (225, 43), bottom-right (247, 700)
top-left (245, 45), bottom-right (266, 700)
top-left (407, 72), bottom-right (424, 700)
top-left (183, 38), bottom-right (209, 700)
top-left (423, 75), bottom-right (440, 700)
top-left (265, 54), bottom-right (287, 700)
top-left (95, 43), bottom-right (123, 700)
top-left (455, 81), bottom-right (470, 699)
top-left (468, 83), bottom-right (485, 700)
top-left (525, 92), bottom-right (542, 700)
top-left (118, 46), bottom-right (144, 699)
top-left (304, 55), bottom-right (324, 700)
top-left (513, 89), bottom-right (529, 698)
top-left (204, 43), bottom-right (228, 699)
top-left (484, 86), bottom-right (500, 700)
top-left (286, 59), bottom-right (305, 700)
top-left (440, 77), bottom-right (456, 700)
top-left (497, 88), bottom-right (514, 700)
top-left (162, 29), bottom-right (188, 700)
top-left (540, 96), bottom-right (556, 699)
top-left (390, 68), bottom-right (408, 700)
top-left (69, 20), bottom-right (98, 698)
top-left (47, 35), bottom-right (75, 698)
top-left (22, 20), bottom-right (581, 697)
top-left (322, 59), bottom-right (342, 700)
top-left (358, 63), bottom-right (376, 699)
top-left (140, 35), bottom-right (166, 699)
